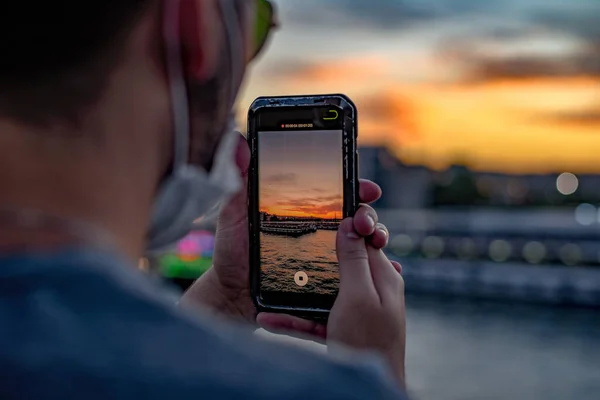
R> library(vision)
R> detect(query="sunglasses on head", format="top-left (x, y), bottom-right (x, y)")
top-left (252, 0), bottom-right (277, 59)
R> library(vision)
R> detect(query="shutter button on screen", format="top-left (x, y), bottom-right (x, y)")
top-left (294, 271), bottom-right (309, 287)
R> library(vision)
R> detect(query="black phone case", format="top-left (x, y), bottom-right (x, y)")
top-left (247, 94), bottom-right (359, 321)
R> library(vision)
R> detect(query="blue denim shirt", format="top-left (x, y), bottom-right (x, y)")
top-left (0, 249), bottom-right (406, 399)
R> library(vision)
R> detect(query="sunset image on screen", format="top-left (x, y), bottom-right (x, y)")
top-left (259, 129), bottom-right (342, 296)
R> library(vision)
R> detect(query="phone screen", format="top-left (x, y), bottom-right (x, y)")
top-left (254, 106), bottom-right (346, 310)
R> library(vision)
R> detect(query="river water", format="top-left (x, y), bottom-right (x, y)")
top-left (258, 295), bottom-right (600, 400)
top-left (404, 295), bottom-right (600, 399)
top-left (260, 230), bottom-right (339, 295)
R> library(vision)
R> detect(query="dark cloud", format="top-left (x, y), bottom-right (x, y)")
top-left (534, 9), bottom-right (600, 41)
top-left (277, 0), bottom-right (600, 43)
top-left (276, 0), bottom-right (485, 30)
top-left (317, 194), bottom-right (342, 202)
top-left (438, 27), bottom-right (600, 82)
top-left (277, 194), bottom-right (341, 208)
top-left (270, 0), bottom-right (600, 84)
top-left (463, 52), bottom-right (600, 82)
top-left (263, 173), bottom-right (297, 184)
top-left (539, 110), bottom-right (600, 125)
top-left (358, 93), bottom-right (421, 141)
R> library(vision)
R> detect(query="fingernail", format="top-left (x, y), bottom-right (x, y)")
top-left (379, 228), bottom-right (388, 238)
top-left (367, 215), bottom-right (375, 228)
top-left (346, 231), bottom-right (360, 239)
top-left (391, 261), bottom-right (403, 274)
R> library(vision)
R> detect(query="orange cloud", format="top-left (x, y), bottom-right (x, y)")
top-left (241, 55), bottom-right (600, 174)
top-left (355, 93), bottom-right (422, 145)
top-left (269, 55), bottom-right (391, 86)
top-left (261, 194), bottom-right (343, 219)
top-left (392, 77), bottom-right (600, 173)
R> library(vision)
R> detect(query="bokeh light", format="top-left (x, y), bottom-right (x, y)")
top-left (391, 234), bottom-right (414, 256)
top-left (137, 257), bottom-right (149, 272)
top-left (489, 240), bottom-right (512, 262)
top-left (556, 173), bottom-right (579, 195)
top-left (176, 231), bottom-right (215, 262)
top-left (422, 236), bottom-right (444, 258)
top-left (456, 238), bottom-right (477, 260)
top-left (559, 244), bottom-right (582, 266)
top-left (574, 204), bottom-right (596, 226)
top-left (523, 242), bottom-right (546, 264)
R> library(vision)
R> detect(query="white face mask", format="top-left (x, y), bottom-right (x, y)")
top-left (146, 0), bottom-right (244, 254)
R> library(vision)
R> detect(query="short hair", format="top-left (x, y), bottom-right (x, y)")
top-left (0, 2), bottom-right (153, 126)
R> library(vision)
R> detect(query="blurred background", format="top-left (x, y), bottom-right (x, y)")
top-left (144, 1), bottom-right (600, 399)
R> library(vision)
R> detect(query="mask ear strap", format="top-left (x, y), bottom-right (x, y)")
top-left (163, 0), bottom-right (190, 168)
top-left (218, 0), bottom-right (244, 106)
top-left (165, 0), bottom-right (244, 171)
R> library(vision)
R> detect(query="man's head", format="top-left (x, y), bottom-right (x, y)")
top-left (0, 0), bottom-right (275, 258)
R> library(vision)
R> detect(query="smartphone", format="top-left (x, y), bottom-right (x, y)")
top-left (248, 94), bottom-right (359, 320)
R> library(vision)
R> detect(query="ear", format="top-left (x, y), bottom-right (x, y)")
top-left (179, 0), bottom-right (223, 81)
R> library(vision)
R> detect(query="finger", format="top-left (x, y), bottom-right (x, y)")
top-left (390, 260), bottom-right (403, 274)
top-left (216, 134), bottom-right (250, 232)
top-left (353, 205), bottom-right (378, 237)
top-left (213, 134), bottom-right (250, 264)
top-left (234, 132), bottom-right (251, 174)
top-left (359, 179), bottom-right (382, 204)
top-left (369, 223), bottom-right (389, 249)
top-left (367, 246), bottom-right (404, 305)
top-left (257, 313), bottom-right (327, 340)
top-left (336, 218), bottom-right (376, 296)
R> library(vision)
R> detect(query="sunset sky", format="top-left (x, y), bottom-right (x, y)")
top-left (239, 0), bottom-right (600, 174)
top-left (259, 130), bottom-right (343, 219)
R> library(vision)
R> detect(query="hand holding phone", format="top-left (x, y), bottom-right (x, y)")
top-left (258, 211), bottom-right (406, 388)
top-left (328, 217), bottom-right (406, 387)
top-left (248, 94), bottom-right (405, 386)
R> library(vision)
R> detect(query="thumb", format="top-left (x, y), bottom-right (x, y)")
top-left (336, 218), bottom-right (375, 295)
top-left (257, 313), bottom-right (327, 341)
top-left (216, 133), bottom-right (250, 233)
